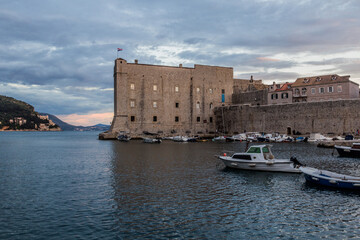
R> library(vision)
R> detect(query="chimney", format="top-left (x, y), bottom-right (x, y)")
top-left (250, 75), bottom-right (254, 83)
top-left (135, 59), bottom-right (138, 64)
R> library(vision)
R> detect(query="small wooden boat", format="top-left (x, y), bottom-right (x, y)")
top-left (217, 144), bottom-right (302, 173)
top-left (335, 143), bottom-right (360, 158)
top-left (300, 167), bottom-right (360, 190)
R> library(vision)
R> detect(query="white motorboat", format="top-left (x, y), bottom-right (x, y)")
top-left (117, 134), bottom-right (131, 142)
top-left (212, 136), bottom-right (226, 142)
top-left (173, 136), bottom-right (189, 142)
top-left (217, 144), bottom-right (302, 173)
top-left (143, 137), bottom-right (162, 143)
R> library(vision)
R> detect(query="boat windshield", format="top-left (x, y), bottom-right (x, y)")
top-left (262, 147), bottom-right (269, 153)
top-left (247, 147), bottom-right (261, 153)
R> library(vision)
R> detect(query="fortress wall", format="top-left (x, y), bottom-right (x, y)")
top-left (214, 99), bottom-right (360, 135)
top-left (109, 59), bottom-right (234, 137)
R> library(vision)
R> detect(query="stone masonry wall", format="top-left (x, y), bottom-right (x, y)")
top-left (214, 99), bottom-right (360, 135)
top-left (109, 58), bottom-right (234, 137)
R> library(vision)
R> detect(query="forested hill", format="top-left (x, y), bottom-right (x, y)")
top-left (0, 95), bottom-right (59, 130)
top-left (0, 95), bottom-right (34, 118)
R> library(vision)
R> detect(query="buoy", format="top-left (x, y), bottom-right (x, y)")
top-left (223, 153), bottom-right (227, 156)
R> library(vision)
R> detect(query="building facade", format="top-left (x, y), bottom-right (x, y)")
top-left (108, 58), bottom-right (234, 137)
top-left (291, 74), bottom-right (359, 102)
top-left (268, 82), bottom-right (293, 105)
top-left (232, 76), bottom-right (268, 105)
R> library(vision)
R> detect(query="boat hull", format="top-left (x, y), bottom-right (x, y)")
top-left (219, 157), bottom-right (301, 173)
top-left (335, 146), bottom-right (360, 158)
top-left (300, 167), bottom-right (360, 190)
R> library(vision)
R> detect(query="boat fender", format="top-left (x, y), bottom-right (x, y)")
top-left (266, 161), bottom-right (274, 165)
top-left (248, 163), bottom-right (256, 167)
top-left (223, 153), bottom-right (227, 156)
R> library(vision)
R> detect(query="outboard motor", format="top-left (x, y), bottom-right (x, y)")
top-left (290, 156), bottom-right (304, 167)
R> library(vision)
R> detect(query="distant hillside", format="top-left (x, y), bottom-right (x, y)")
top-left (43, 113), bottom-right (111, 131)
top-left (0, 95), bottom-right (60, 131)
top-left (41, 113), bottom-right (76, 131)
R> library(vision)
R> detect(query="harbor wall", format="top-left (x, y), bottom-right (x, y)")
top-left (214, 99), bottom-right (360, 135)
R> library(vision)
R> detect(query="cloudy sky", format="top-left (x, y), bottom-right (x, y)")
top-left (1, 0), bottom-right (360, 126)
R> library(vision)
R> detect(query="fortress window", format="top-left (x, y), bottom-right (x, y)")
top-left (153, 85), bottom-right (158, 91)
top-left (210, 103), bottom-right (213, 109)
top-left (153, 116), bottom-right (157, 122)
top-left (175, 86), bottom-right (179, 92)
top-left (295, 88), bottom-right (300, 95)
top-left (197, 117), bottom-right (200, 122)
top-left (130, 83), bottom-right (135, 90)
top-left (222, 89), bottom-right (225, 94)
top-left (311, 88), bottom-right (315, 94)
top-left (175, 102), bottom-right (179, 108)
top-left (130, 116), bottom-right (135, 122)
top-left (319, 87), bottom-right (325, 94)
top-left (130, 100), bottom-right (135, 108)
top-left (209, 88), bottom-right (213, 94)
top-left (337, 85), bottom-right (342, 92)
top-left (153, 101), bottom-right (157, 108)
top-left (328, 86), bottom-right (334, 93)
top-left (196, 87), bottom-right (200, 93)
top-left (209, 117), bottom-right (213, 123)
top-left (281, 93), bottom-right (288, 99)
top-left (175, 116), bottom-right (179, 122)
top-left (196, 102), bottom-right (200, 109)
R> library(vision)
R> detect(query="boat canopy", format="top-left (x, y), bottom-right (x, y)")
top-left (246, 145), bottom-right (272, 154)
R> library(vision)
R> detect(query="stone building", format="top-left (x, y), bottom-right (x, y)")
top-left (105, 58), bottom-right (234, 137)
top-left (291, 74), bottom-right (359, 102)
top-left (232, 76), bottom-right (268, 105)
top-left (268, 82), bottom-right (293, 105)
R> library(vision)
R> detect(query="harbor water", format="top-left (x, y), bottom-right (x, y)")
top-left (1, 131), bottom-right (360, 239)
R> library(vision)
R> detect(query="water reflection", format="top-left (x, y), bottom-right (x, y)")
top-left (109, 140), bottom-right (360, 239)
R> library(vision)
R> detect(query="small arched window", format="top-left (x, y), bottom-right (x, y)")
top-left (196, 101), bottom-right (200, 109)
top-left (210, 103), bottom-right (213, 109)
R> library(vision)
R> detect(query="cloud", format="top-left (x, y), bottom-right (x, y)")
top-left (1, 0), bottom-right (360, 124)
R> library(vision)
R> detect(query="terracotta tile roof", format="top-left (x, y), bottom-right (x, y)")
top-left (275, 82), bottom-right (293, 92)
top-left (291, 74), bottom-right (350, 87)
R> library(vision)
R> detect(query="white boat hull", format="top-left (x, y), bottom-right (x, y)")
top-left (219, 156), bottom-right (301, 173)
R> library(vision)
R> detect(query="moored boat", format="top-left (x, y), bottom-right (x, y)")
top-left (300, 166), bottom-right (360, 190)
top-left (212, 136), bottom-right (226, 142)
top-left (335, 143), bottom-right (360, 158)
top-left (143, 137), bottom-right (162, 143)
top-left (173, 136), bottom-right (189, 142)
top-left (117, 134), bottom-right (131, 142)
top-left (217, 144), bottom-right (302, 173)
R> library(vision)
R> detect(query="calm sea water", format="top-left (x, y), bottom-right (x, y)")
top-left (1, 131), bottom-right (360, 239)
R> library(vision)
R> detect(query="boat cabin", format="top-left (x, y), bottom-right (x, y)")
top-left (352, 143), bottom-right (360, 149)
top-left (231, 145), bottom-right (275, 161)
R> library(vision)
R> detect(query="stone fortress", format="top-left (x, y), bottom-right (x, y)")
top-left (99, 58), bottom-right (360, 139)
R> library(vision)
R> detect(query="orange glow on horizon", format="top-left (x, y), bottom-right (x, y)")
top-left (57, 112), bottom-right (113, 126)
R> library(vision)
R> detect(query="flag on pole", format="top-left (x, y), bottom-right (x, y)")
top-left (117, 48), bottom-right (123, 51)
